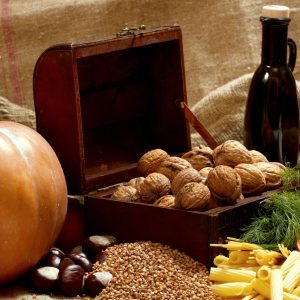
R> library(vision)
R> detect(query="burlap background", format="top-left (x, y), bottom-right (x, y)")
top-left (0, 0), bottom-right (300, 114)
top-left (1, 1), bottom-right (300, 299)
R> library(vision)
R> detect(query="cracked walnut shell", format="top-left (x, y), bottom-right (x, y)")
top-left (111, 185), bottom-right (140, 202)
top-left (171, 168), bottom-right (205, 195)
top-left (254, 162), bottom-right (284, 190)
top-left (207, 165), bottom-right (242, 202)
top-left (181, 148), bottom-right (214, 171)
top-left (156, 156), bottom-right (192, 181)
top-left (175, 182), bottom-right (211, 210)
top-left (137, 149), bottom-right (169, 175)
top-left (138, 172), bottom-right (171, 204)
top-left (212, 140), bottom-right (253, 167)
top-left (234, 163), bottom-right (266, 194)
top-left (249, 150), bottom-right (268, 163)
top-left (154, 195), bottom-right (175, 208)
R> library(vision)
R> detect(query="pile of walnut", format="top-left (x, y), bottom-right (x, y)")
top-left (111, 140), bottom-right (285, 211)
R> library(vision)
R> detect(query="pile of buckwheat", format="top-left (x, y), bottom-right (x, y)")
top-left (91, 241), bottom-right (221, 300)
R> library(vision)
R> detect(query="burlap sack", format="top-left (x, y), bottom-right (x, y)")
top-left (0, 0), bottom-right (300, 111)
top-left (191, 73), bottom-right (300, 148)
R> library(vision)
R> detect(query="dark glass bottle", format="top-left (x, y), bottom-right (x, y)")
top-left (244, 5), bottom-right (299, 166)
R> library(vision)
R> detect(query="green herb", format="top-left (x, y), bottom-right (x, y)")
top-left (279, 164), bottom-right (300, 192)
top-left (240, 191), bottom-right (300, 250)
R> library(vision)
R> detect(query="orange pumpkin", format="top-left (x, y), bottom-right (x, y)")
top-left (0, 121), bottom-right (68, 284)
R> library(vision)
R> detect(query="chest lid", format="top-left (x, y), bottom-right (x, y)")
top-left (33, 25), bottom-right (191, 195)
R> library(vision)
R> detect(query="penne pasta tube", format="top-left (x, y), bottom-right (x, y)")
top-left (283, 291), bottom-right (299, 300)
top-left (241, 291), bottom-right (259, 300)
top-left (210, 282), bottom-right (252, 297)
top-left (251, 295), bottom-right (266, 300)
top-left (281, 250), bottom-right (300, 278)
top-left (251, 278), bottom-right (271, 299)
top-left (209, 267), bottom-right (256, 283)
top-left (282, 260), bottom-right (300, 293)
top-left (229, 251), bottom-right (252, 265)
top-left (257, 265), bottom-right (272, 281)
top-left (270, 269), bottom-right (283, 300)
top-left (292, 285), bottom-right (300, 296)
top-left (213, 254), bottom-right (229, 266)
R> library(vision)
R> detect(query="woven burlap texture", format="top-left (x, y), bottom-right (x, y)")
top-left (191, 73), bottom-right (300, 147)
top-left (0, 0), bottom-right (300, 112)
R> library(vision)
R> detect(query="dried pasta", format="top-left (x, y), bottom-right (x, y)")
top-left (209, 267), bottom-right (256, 283)
top-left (209, 238), bottom-right (300, 300)
top-left (210, 282), bottom-right (252, 297)
top-left (270, 269), bottom-right (283, 300)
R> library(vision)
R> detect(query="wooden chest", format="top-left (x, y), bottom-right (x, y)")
top-left (33, 26), bottom-right (266, 267)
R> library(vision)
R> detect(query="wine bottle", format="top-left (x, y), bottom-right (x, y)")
top-left (244, 5), bottom-right (299, 166)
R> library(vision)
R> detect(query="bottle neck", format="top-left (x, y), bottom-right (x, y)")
top-left (260, 16), bottom-right (290, 66)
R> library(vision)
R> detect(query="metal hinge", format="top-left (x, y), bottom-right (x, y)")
top-left (116, 25), bottom-right (146, 37)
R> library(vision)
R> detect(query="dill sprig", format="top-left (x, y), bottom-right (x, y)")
top-left (280, 164), bottom-right (300, 191)
top-left (240, 191), bottom-right (300, 250)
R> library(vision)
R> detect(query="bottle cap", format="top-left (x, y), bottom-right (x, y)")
top-left (262, 5), bottom-right (290, 18)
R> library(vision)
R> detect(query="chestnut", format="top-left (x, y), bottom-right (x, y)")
top-left (84, 271), bottom-right (113, 297)
top-left (59, 257), bottom-right (75, 270)
top-left (49, 247), bottom-right (65, 258)
top-left (46, 253), bottom-right (62, 268)
top-left (93, 251), bottom-right (107, 264)
top-left (30, 266), bottom-right (59, 293)
top-left (68, 252), bottom-right (92, 272)
top-left (58, 264), bottom-right (85, 297)
top-left (82, 235), bottom-right (116, 256)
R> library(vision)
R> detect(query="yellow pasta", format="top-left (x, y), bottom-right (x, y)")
top-left (283, 260), bottom-right (300, 293)
top-left (213, 254), bottom-right (229, 266)
top-left (210, 241), bottom-right (262, 251)
top-left (292, 285), bottom-right (300, 296)
top-left (241, 291), bottom-right (259, 300)
top-left (251, 295), bottom-right (266, 300)
top-left (270, 269), bottom-right (283, 300)
top-left (281, 250), bottom-right (300, 278)
top-left (257, 265), bottom-right (272, 281)
top-left (253, 249), bottom-right (284, 266)
top-left (210, 282), bottom-right (252, 297)
top-left (251, 278), bottom-right (271, 299)
top-left (209, 267), bottom-right (256, 283)
top-left (229, 251), bottom-right (252, 265)
top-left (283, 291), bottom-right (300, 300)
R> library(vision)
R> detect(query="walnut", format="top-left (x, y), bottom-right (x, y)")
top-left (126, 176), bottom-right (145, 189)
top-left (249, 150), bottom-right (269, 163)
top-left (138, 172), bottom-right (171, 204)
top-left (181, 148), bottom-right (214, 170)
top-left (154, 195), bottom-right (175, 208)
top-left (171, 168), bottom-right (205, 195)
top-left (254, 162), bottom-right (284, 190)
top-left (175, 182), bottom-right (211, 211)
top-left (156, 156), bottom-right (192, 181)
top-left (111, 185), bottom-right (140, 202)
top-left (199, 167), bottom-right (214, 179)
top-left (207, 165), bottom-right (242, 202)
top-left (234, 163), bottom-right (266, 194)
top-left (193, 144), bottom-right (213, 156)
top-left (137, 149), bottom-right (169, 175)
top-left (212, 140), bottom-right (253, 167)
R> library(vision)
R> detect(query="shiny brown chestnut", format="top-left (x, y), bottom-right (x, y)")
top-left (68, 253), bottom-right (92, 272)
top-left (46, 253), bottom-right (62, 268)
top-left (49, 247), bottom-right (65, 258)
top-left (30, 266), bottom-right (59, 293)
top-left (59, 257), bottom-right (75, 270)
top-left (83, 271), bottom-right (113, 297)
top-left (93, 251), bottom-right (107, 264)
top-left (58, 264), bottom-right (85, 297)
top-left (82, 235), bottom-right (116, 256)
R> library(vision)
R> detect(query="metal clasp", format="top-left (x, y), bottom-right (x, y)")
top-left (116, 25), bottom-right (146, 37)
